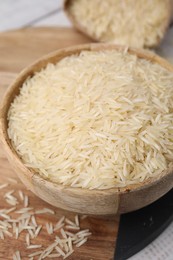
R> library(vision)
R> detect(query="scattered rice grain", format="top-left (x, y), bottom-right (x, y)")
top-left (65, 225), bottom-right (80, 230)
top-left (18, 190), bottom-right (24, 201)
top-left (4, 229), bottom-right (12, 237)
top-left (24, 195), bottom-right (29, 207)
top-left (34, 225), bottom-right (42, 237)
top-left (26, 233), bottom-right (30, 246)
top-left (46, 222), bottom-right (53, 235)
top-left (63, 250), bottom-right (74, 259)
top-left (76, 237), bottom-right (88, 247)
top-left (31, 215), bottom-right (37, 227)
top-left (0, 183), bottom-right (9, 190)
top-left (13, 251), bottom-right (21, 260)
top-left (60, 228), bottom-right (67, 239)
top-left (65, 218), bottom-right (76, 227)
top-left (0, 231), bottom-right (4, 240)
top-left (29, 250), bottom-right (43, 257)
top-left (75, 215), bottom-right (79, 227)
top-left (35, 208), bottom-right (54, 215)
top-left (55, 246), bottom-right (66, 257)
top-left (48, 253), bottom-right (61, 258)
top-left (27, 244), bottom-right (42, 249)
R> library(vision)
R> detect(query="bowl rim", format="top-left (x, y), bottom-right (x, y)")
top-left (1, 42), bottom-right (173, 196)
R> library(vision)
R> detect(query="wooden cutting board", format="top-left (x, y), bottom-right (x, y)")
top-left (0, 27), bottom-right (119, 260)
top-left (0, 27), bottom-right (92, 73)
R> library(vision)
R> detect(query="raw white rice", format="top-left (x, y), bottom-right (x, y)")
top-left (0, 212), bottom-right (10, 220)
top-left (34, 225), bottom-right (42, 237)
top-left (24, 195), bottom-right (28, 207)
top-left (43, 208), bottom-right (55, 214)
top-left (55, 246), bottom-right (66, 257)
top-left (65, 218), bottom-right (76, 227)
top-left (54, 222), bottom-right (64, 231)
top-left (76, 229), bottom-right (91, 238)
top-left (54, 216), bottom-right (65, 231)
top-left (4, 190), bottom-right (19, 206)
top-left (75, 215), bottom-right (79, 227)
top-left (31, 215), bottom-right (37, 227)
top-left (26, 233), bottom-right (30, 246)
top-left (68, 237), bottom-right (73, 252)
top-left (67, 0), bottom-right (170, 48)
top-left (15, 207), bottom-right (33, 214)
top-left (41, 250), bottom-right (54, 259)
top-left (47, 253), bottom-right (61, 258)
top-left (13, 251), bottom-right (21, 260)
top-left (3, 229), bottom-right (12, 237)
top-left (27, 244), bottom-right (42, 249)
top-left (29, 250), bottom-right (43, 257)
top-left (76, 237), bottom-right (88, 247)
top-left (0, 183), bottom-right (9, 190)
top-left (63, 250), bottom-right (74, 259)
top-left (17, 212), bottom-right (33, 221)
top-left (60, 228), bottom-right (68, 239)
top-left (15, 226), bottom-right (19, 239)
top-left (18, 190), bottom-right (24, 201)
top-left (65, 231), bottom-right (75, 238)
top-left (0, 231), bottom-right (4, 239)
top-left (63, 241), bottom-right (69, 253)
top-left (35, 208), bottom-right (54, 215)
top-left (65, 225), bottom-right (80, 231)
top-left (80, 215), bottom-right (87, 220)
top-left (7, 50), bottom-right (173, 189)
top-left (6, 207), bottom-right (16, 214)
top-left (0, 181), bottom-right (91, 259)
top-left (73, 237), bottom-right (84, 245)
top-left (28, 229), bottom-right (35, 239)
top-left (46, 222), bottom-right (53, 235)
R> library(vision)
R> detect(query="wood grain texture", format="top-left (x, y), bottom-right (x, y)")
top-left (0, 27), bottom-right (91, 73)
top-left (0, 72), bottom-right (119, 259)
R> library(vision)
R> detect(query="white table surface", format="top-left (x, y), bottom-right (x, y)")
top-left (0, 1), bottom-right (173, 259)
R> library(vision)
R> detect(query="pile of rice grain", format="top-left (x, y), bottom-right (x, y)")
top-left (8, 50), bottom-right (173, 189)
top-left (0, 180), bottom-right (91, 259)
top-left (66, 0), bottom-right (171, 48)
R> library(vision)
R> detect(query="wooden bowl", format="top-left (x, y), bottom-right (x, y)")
top-left (0, 44), bottom-right (173, 215)
top-left (64, 0), bottom-right (172, 48)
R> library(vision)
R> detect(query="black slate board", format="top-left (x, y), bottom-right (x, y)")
top-left (114, 188), bottom-right (173, 260)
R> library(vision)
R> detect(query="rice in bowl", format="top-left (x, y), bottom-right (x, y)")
top-left (7, 50), bottom-right (173, 190)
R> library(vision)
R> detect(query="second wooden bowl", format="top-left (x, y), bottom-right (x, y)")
top-left (0, 43), bottom-right (173, 215)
